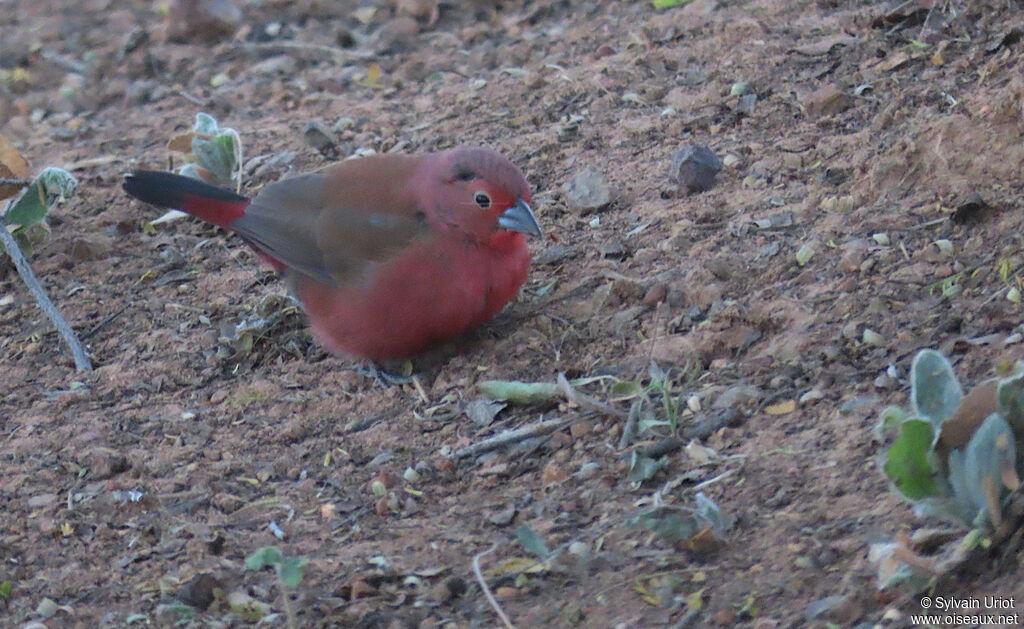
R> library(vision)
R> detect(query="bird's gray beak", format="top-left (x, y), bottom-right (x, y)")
top-left (498, 198), bottom-right (542, 238)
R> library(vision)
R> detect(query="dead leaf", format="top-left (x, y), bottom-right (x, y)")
top-left (167, 131), bottom-right (196, 153)
top-left (765, 400), bottom-right (797, 415)
top-left (0, 133), bottom-right (30, 201)
top-left (788, 34), bottom-right (858, 56)
top-left (936, 379), bottom-right (998, 453)
top-left (685, 440), bottom-right (720, 465)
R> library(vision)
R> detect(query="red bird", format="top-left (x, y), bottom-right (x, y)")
top-left (123, 147), bottom-right (541, 361)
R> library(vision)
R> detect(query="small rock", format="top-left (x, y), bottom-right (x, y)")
top-left (642, 283), bottom-right (668, 306)
top-left (495, 586), bottom-right (520, 599)
top-left (250, 55), bottom-right (298, 76)
top-left (712, 384), bottom-right (763, 410)
top-left (178, 573), bottom-right (222, 610)
top-left (28, 493), bottom-right (58, 509)
top-left (167, 0), bottom-right (242, 43)
top-left (302, 121), bottom-right (338, 158)
top-left (568, 541), bottom-right (589, 556)
top-left (349, 578), bottom-right (377, 599)
top-left (705, 254), bottom-right (742, 280)
top-left (670, 145), bottom-right (722, 193)
top-left (395, 0), bottom-right (438, 22)
top-left (735, 93), bottom-right (757, 115)
top-left (541, 461), bottom-right (569, 485)
top-left (600, 238), bottom-right (630, 259)
top-left (804, 84), bottom-right (852, 118)
top-left (693, 283), bottom-right (723, 310)
top-left (577, 461), bottom-right (601, 479)
top-left (805, 595), bottom-right (860, 623)
top-left (70, 235), bottom-right (111, 262)
top-left (839, 240), bottom-right (868, 272)
top-left (85, 450), bottom-right (130, 479)
top-left (650, 335), bottom-right (698, 364)
top-left (562, 165), bottom-right (612, 212)
top-left (486, 504), bottom-right (516, 526)
top-left (534, 243), bottom-right (577, 266)
top-left (712, 608), bottom-right (737, 626)
top-left (569, 421), bottom-right (590, 438)
top-left (376, 17), bottom-right (419, 53)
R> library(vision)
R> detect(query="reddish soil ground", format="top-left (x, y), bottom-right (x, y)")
top-left (3, 0), bottom-right (1024, 627)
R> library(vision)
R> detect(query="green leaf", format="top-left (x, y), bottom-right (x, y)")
top-left (5, 182), bottom-right (47, 226)
top-left (4, 167), bottom-right (78, 227)
top-left (478, 380), bottom-right (560, 404)
top-left (36, 167), bottom-right (78, 200)
top-left (629, 506), bottom-right (702, 544)
top-left (0, 581), bottom-right (12, 598)
top-left (946, 447), bottom-right (981, 524)
top-left (245, 546), bottom-right (284, 570)
top-left (516, 525), bottom-right (550, 557)
top-left (874, 405), bottom-right (910, 440)
top-left (963, 413), bottom-right (1016, 525)
top-left (186, 113), bottom-right (240, 186)
top-left (694, 492), bottom-right (732, 534)
top-left (997, 373), bottom-right (1024, 433)
top-left (911, 350), bottom-right (963, 428)
top-left (884, 419), bottom-right (937, 499)
top-left (627, 451), bottom-right (666, 483)
top-left (652, 0), bottom-right (693, 7)
top-left (193, 112), bottom-right (219, 135)
top-left (278, 556), bottom-right (308, 588)
top-left (609, 379), bottom-right (644, 400)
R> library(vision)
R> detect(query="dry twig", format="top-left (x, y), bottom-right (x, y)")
top-left (472, 545), bottom-right (515, 629)
top-left (452, 418), bottom-right (568, 460)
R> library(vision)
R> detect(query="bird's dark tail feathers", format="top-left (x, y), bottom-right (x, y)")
top-left (123, 171), bottom-right (250, 229)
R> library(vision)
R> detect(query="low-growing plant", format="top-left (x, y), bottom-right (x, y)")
top-left (0, 136), bottom-right (88, 370)
top-left (169, 112), bottom-right (242, 190)
top-left (880, 350), bottom-right (1022, 528)
top-left (872, 349), bottom-right (1024, 590)
top-left (245, 546), bottom-right (307, 629)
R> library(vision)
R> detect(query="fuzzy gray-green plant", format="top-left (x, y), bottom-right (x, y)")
top-left (879, 349), bottom-right (1022, 530)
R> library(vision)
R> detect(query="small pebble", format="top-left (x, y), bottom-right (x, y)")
top-left (670, 145), bottom-right (722, 193)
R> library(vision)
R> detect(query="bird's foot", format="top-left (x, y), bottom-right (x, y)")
top-left (355, 360), bottom-right (414, 387)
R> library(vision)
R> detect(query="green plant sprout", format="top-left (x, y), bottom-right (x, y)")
top-left (245, 546), bottom-right (307, 629)
top-left (176, 112), bottom-right (243, 190)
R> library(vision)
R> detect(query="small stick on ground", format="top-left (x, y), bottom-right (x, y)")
top-left (618, 399), bottom-right (640, 450)
top-left (473, 545), bottom-right (515, 629)
top-left (635, 437), bottom-right (685, 459)
top-left (411, 374), bottom-right (429, 404)
top-left (1, 197), bottom-right (91, 371)
top-left (557, 372), bottom-right (626, 418)
top-left (452, 418), bottom-right (568, 460)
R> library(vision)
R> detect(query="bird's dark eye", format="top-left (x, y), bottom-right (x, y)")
top-left (474, 191), bottom-right (492, 210)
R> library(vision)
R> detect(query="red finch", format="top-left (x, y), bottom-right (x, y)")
top-left (123, 147), bottom-right (540, 360)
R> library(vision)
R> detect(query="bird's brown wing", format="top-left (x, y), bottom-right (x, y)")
top-left (231, 155), bottom-right (429, 286)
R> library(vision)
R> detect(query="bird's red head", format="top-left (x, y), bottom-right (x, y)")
top-left (421, 147), bottom-right (541, 242)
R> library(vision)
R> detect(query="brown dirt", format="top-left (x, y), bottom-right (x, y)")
top-left (3, 0), bottom-right (1024, 627)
